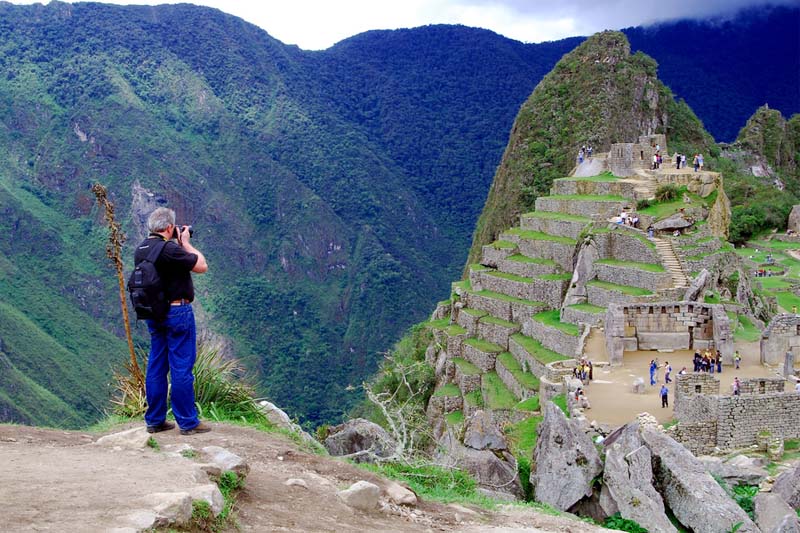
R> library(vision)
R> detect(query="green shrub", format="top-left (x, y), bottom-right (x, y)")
top-left (655, 184), bottom-right (679, 202)
top-left (604, 513), bottom-right (649, 532)
top-left (636, 198), bottom-right (651, 210)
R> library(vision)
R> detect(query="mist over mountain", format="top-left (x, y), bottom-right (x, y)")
top-left (0, 1), bottom-right (795, 427)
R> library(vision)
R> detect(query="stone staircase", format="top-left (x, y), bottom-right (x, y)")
top-left (653, 237), bottom-right (690, 289)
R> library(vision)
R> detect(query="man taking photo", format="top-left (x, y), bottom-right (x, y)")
top-left (135, 207), bottom-right (210, 435)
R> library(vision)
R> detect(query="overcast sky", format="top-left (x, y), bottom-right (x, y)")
top-left (8, 0), bottom-right (797, 49)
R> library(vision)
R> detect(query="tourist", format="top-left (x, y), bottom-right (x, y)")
top-left (632, 215), bottom-right (640, 228)
top-left (698, 154), bottom-right (704, 171)
top-left (693, 154), bottom-right (699, 172)
top-left (679, 366), bottom-right (687, 375)
top-left (675, 153), bottom-right (681, 169)
top-left (647, 226), bottom-right (654, 239)
top-left (588, 360), bottom-right (594, 381)
top-left (734, 350), bottom-right (741, 369)
top-left (693, 350), bottom-right (702, 372)
top-left (716, 350), bottom-right (722, 373)
top-left (588, 145), bottom-right (593, 158)
top-left (709, 352), bottom-right (715, 374)
top-left (578, 149), bottom-right (584, 165)
top-left (664, 361), bottom-right (672, 383)
top-left (793, 305), bottom-right (798, 315)
top-left (733, 377), bottom-right (741, 396)
top-left (660, 384), bottom-right (669, 408)
top-left (681, 154), bottom-right (687, 169)
top-left (673, 229), bottom-right (681, 237)
top-left (578, 389), bottom-right (591, 409)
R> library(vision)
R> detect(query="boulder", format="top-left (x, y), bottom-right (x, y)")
top-left (337, 480), bottom-right (380, 512)
top-left (143, 492), bottom-right (193, 527)
top-left (188, 484), bottom-right (225, 516)
top-left (789, 205), bottom-right (800, 234)
top-left (641, 427), bottom-right (758, 532)
top-left (684, 269), bottom-right (711, 302)
top-left (258, 401), bottom-right (319, 448)
top-left (201, 446), bottom-right (250, 477)
top-left (599, 423), bottom-right (676, 532)
top-left (463, 410), bottom-right (507, 451)
top-left (530, 402), bottom-right (602, 511)
top-left (773, 463), bottom-right (800, 509)
top-left (436, 431), bottom-right (523, 500)
top-left (385, 481), bottom-right (418, 506)
top-left (755, 492), bottom-right (800, 533)
top-left (698, 455), bottom-right (769, 486)
top-left (562, 239), bottom-right (599, 307)
top-left (324, 418), bottom-right (397, 463)
top-left (653, 214), bottom-right (693, 231)
top-left (95, 427), bottom-right (150, 450)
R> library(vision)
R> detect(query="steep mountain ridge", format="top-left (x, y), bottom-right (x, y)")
top-left (0, 2), bottom-right (796, 428)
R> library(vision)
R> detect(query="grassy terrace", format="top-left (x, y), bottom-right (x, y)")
top-left (515, 396), bottom-right (540, 412)
top-left (505, 415), bottom-right (543, 460)
top-left (445, 410), bottom-right (464, 426)
top-left (511, 333), bottom-right (570, 364)
top-left (587, 280), bottom-right (653, 296)
top-left (497, 352), bottom-right (540, 390)
top-left (554, 172), bottom-right (618, 182)
top-left (468, 289), bottom-right (546, 308)
top-left (532, 310), bottom-right (580, 336)
top-left (595, 259), bottom-right (666, 272)
top-left (482, 315), bottom-right (518, 329)
top-left (638, 187), bottom-right (714, 220)
top-left (504, 254), bottom-right (557, 266)
top-left (727, 313), bottom-right (762, 343)
top-left (483, 270), bottom-right (569, 284)
top-left (469, 263), bottom-right (491, 272)
top-left (503, 228), bottom-right (577, 245)
top-left (461, 307), bottom-right (487, 318)
top-left (488, 240), bottom-right (517, 249)
top-left (567, 303), bottom-right (605, 314)
top-left (464, 337), bottom-right (504, 353)
top-left (543, 194), bottom-right (626, 202)
top-left (482, 371), bottom-right (518, 410)
top-left (452, 357), bottom-right (481, 375)
top-left (452, 280), bottom-right (471, 292)
top-left (429, 319), bottom-right (468, 337)
top-left (464, 389), bottom-right (483, 408)
top-left (520, 210), bottom-right (592, 223)
top-left (592, 226), bottom-right (657, 248)
top-left (433, 383), bottom-right (461, 397)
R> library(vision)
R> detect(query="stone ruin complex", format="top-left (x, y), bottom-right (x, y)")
top-left (671, 373), bottom-right (800, 455)
top-left (423, 134), bottom-right (795, 498)
top-left (607, 133), bottom-right (667, 176)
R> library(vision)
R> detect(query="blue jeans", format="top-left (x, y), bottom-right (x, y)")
top-left (145, 304), bottom-right (199, 431)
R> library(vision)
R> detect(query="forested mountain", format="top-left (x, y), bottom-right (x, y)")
top-left (0, 1), bottom-right (796, 428)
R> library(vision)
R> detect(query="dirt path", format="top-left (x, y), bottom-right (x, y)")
top-left (0, 423), bottom-right (603, 533)
top-left (580, 333), bottom-right (793, 426)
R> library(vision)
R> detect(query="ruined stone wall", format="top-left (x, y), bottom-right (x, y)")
top-left (760, 314), bottom-right (800, 365)
top-left (593, 230), bottom-right (661, 264)
top-left (604, 302), bottom-right (732, 365)
top-left (551, 179), bottom-right (638, 197)
top-left (683, 251), bottom-right (736, 275)
top-left (535, 197), bottom-right (624, 218)
top-left (673, 373), bottom-right (800, 453)
top-left (654, 171), bottom-right (717, 198)
top-left (472, 271), bottom-right (567, 309)
top-left (512, 238), bottom-right (576, 272)
top-left (522, 319), bottom-right (581, 357)
top-left (594, 263), bottom-right (673, 291)
top-left (480, 245), bottom-right (514, 267)
top-left (561, 306), bottom-right (604, 327)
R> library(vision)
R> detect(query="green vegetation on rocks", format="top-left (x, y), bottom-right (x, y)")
top-left (596, 259), bottom-right (666, 272)
top-left (497, 352), bottom-right (540, 390)
top-left (511, 333), bottom-right (570, 364)
top-left (532, 310), bottom-right (580, 336)
top-left (587, 280), bottom-right (653, 296)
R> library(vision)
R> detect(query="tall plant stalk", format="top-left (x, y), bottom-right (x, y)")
top-left (91, 183), bottom-right (144, 391)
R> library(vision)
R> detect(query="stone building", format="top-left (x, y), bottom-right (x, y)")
top-left (761, 313), bottom-right (800, 365)
top-left (607, 134), bottom-right (667, 177)
top-left (604, 302), bottom-right (733, 365)
top-left (671, 373), bottom-right (800, 454)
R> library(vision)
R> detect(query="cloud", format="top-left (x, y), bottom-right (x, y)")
top-left (5, 0), bottom-right (796, 49)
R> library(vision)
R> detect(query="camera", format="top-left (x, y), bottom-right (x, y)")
top-left (172, 225), bottom-right (194, 239)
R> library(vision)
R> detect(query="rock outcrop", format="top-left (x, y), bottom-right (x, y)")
top-left (641, 427), bottom-right (758, 532)
top-left (599, 423), bottom-right (675, 532)
top-left (773, 463), bottom-right (800, 510)
top-left (324, 418), bottom-right (397, 463)
top-left (463, 410), bottom-right (508, 451)
top-left (755, 493), bottom-right (800, 533)
top-left (683, 268), bottom-right (711, 301)
top-left (562, 238), bottom-right (599, 308)
top-left (530, 402), bottom-right (602, 511)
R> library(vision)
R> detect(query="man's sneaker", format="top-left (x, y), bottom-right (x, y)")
top-left (146, 421), bottom-right (176, 433)
top-left (180, 422), bottom-right (212, 435)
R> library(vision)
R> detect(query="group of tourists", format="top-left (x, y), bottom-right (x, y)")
top-left (572, 357), bottom-right (594, 383)
top-left (577, 145), bottom-right (594, 164)
top-left (692, 153), bottom-right (705, 172)
top-left (674, 153), bottom-right (688, 169)
top-left (616, 209), bottom-right (640, 228)
top-left (693, 348), bottom-right (723, 373)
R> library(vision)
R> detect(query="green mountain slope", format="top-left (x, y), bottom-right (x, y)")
top-left (466, 31), bottom-right (713, 266)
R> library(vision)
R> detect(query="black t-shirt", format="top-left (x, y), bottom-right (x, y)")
top-left (134, 235), bottom-right (198, 302)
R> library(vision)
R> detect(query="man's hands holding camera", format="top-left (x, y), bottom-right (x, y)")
top-left (172, 225), bottom-right (194, 245)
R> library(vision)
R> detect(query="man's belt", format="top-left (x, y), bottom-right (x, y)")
top-left (170, 299), bottom-right (191, 306)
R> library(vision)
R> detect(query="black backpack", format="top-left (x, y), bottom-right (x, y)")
top-left (128, 239), bottom-right (169, 320)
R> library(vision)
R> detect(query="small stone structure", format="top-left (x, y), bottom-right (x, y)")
top-left (607, 134), bottom-right (667, 177)
top-left (761, 314), bottom-right (800, 366)
top-left (671, 373), bottom-right (800, 454)
top-left (604, 302), bottom-right (733, 365)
